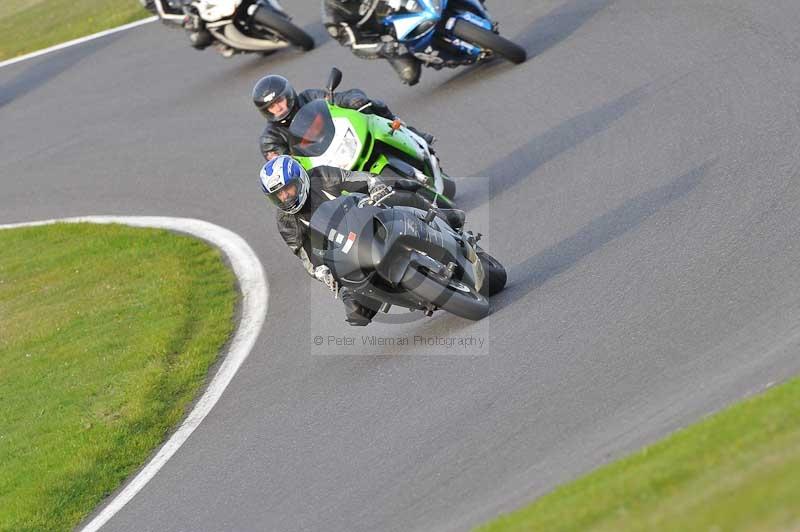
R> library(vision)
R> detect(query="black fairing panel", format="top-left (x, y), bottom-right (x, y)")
top-left (309, 194), bottom-right (480, 291)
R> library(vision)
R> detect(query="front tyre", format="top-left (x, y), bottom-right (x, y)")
top-left (251, 7), bottom-right (315, 51)
top-left (452, 20), bottom-right (527, 64)
top-left (477, 250), bottom-right (507, 296)
top-left (402, 267), bottom-right (490, 321)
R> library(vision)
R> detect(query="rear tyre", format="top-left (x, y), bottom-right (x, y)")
top-left (251, 7), bottom-right (315, 51)
top-left (401, 267), bottom-right (490, 321)
top-left (477, 250), bottom-right (507, 296)
top-left (452, 19), bottom-right (527, 64)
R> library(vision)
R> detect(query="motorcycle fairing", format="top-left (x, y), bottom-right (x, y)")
top-left (384, 0), bottom-right (498, 63)
top-left (303, 118), bottom-right (364, 169)
top-left (384, 0), bottom-right (446, 46)
top-left (193, 0), bottom-right (239, 22)
top-left (291, 103), bottom-right (432, 181)
top-left (148, 0), bottom-right (184, 21)
top-left (309, 195), bottom-right (484, 312)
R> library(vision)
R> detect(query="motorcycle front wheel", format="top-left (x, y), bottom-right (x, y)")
top-left (401, 267), bottom-right (490, 320)
top-left (477, 250), bottom-right (507, 296)
top-left (452, 19), bottom-right (526, 64)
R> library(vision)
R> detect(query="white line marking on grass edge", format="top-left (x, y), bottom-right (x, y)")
top-left (0, 216), bottom-right (268, 532)
top-left (0, 16), bottom-right (157, 70)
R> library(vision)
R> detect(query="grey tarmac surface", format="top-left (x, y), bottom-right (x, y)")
top-left (3, 1), bottom-right (800, 530)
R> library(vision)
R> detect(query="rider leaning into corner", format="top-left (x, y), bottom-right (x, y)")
top-left (321, 0), bottom-right (423, 86)
top-left (142, 0), bottom-right (269, 53)
top-left (180, 0), bottom-right (256, 51)
top-left (261, 155), bottom-right (465, 326)
top-left (253, 74), bottom-right (435, 160)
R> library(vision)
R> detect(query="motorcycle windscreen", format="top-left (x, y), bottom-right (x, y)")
top-left (289, 100), bottom-right (336, 157)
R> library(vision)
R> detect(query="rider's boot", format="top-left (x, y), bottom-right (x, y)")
top-left (340, 287), bottom-right (378, 326)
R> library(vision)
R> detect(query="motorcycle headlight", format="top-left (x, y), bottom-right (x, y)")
top-left (333, 129), bottom-right (359, 168)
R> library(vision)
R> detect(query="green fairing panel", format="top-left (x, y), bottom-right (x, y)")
top-left (328, 106), bottom-right (370, 142)
top-left (330, 106), bottom-right (423, 167)
top-left (369, 154), bottom-right (389, 175)
top-left (367, 114), bottom-right (422, 160)
top-left (295, 155), bottom-right (314, 170)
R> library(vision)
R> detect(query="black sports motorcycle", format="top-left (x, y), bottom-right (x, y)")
top-left (310, 192), bottom-right (506, 321)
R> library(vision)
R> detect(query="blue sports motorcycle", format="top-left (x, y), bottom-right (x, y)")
top-left (381, 0), bottom-right (526, 72)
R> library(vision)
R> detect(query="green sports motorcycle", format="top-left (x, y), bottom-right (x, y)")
top-left (288, 68), bottom-right (457, 208)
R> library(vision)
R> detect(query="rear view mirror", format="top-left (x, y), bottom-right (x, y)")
top-left (326, 67), bottom-right (343, 101)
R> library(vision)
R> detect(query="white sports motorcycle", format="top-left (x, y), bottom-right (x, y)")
top-left (141, 0), bottom-right (314, 57)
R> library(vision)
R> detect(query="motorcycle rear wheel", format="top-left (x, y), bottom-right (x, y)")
top-left (251, 7), bottom-right (314, 51)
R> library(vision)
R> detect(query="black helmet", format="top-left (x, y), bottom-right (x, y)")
top-left (252, 75), bottom-right (298, 123)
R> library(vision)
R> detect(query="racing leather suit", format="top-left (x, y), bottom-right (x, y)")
top-left (276, 165), bottom-right (453, 326)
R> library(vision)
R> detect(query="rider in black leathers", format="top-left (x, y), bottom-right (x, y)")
top-left (254, 74), bottom-right (435, 160)
top-left (261, 157), bottom-right (463, 326)
top-left (321, 0), bottom-right (422, 85)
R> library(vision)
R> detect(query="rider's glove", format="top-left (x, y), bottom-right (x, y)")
top-left (314, 265), bottom-right (337, 292)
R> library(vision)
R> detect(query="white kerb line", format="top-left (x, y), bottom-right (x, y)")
top-left (0, 16), bottom-right (158, 70)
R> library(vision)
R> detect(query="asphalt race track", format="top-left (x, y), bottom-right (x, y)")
top-left (3, 1), bottom-right (800, 530)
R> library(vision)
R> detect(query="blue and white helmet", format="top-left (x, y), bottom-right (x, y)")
top-left (259, 155), bottom-right (309, 214)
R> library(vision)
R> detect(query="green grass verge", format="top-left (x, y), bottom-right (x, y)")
top-left (0, 0), bottom-right (150, 61)
top-left (0, 223), bottom-right (236, 531)
top-left (477, 377), bottom-right (800, 532)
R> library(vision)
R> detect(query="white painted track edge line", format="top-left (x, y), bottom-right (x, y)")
top-left (0, 16), bottom-right (157, 70)
top-left (0, 216), bottom-right (268, 532)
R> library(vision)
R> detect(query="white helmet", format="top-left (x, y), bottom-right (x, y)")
top-left (259, 156), bottom-right (310, 214)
